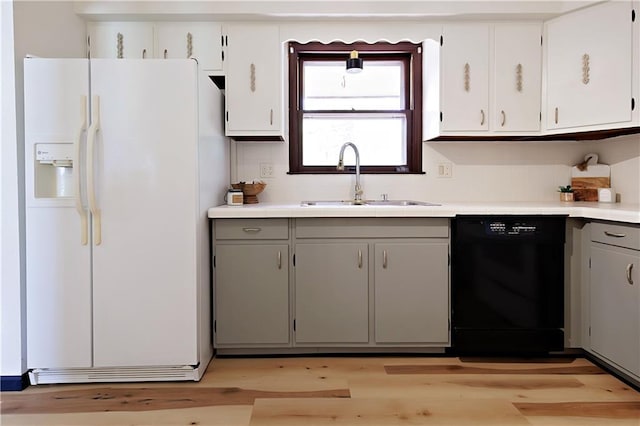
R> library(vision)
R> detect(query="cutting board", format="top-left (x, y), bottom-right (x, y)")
top-left (571, 164), bottom-right (611, 201)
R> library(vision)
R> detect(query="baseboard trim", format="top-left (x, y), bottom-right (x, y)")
top-left (1, 373), bottom-right (30, 391)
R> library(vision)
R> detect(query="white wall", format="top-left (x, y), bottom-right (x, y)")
top-left (1, 0), bottom-right (25, 379)
top-left (1, 0), bottom-right (85, 379)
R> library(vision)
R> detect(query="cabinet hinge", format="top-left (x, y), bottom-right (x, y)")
top-left (440, 35), bottom-right (443, 46)
top-left (293, 319), bottom-right (296, 331)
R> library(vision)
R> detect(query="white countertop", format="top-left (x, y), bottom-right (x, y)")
top-left (208, 201), bottom-right (640, 224)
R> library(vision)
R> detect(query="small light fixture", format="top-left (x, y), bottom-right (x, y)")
top-left (346, 50), bottom-right (363, 74)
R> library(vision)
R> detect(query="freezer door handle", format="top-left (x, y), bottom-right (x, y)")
top-left (74, 95), bottom-right (89, 245)
top-left (87, 95), bottom-right (102, 245)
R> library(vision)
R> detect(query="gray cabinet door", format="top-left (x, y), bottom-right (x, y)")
top-left (590, 243), bottom-right (640, 375)
top-left (374, 243), bottom-right (449, 344)
top-left (295, 243), bottom-right (369, 344)
top-left (215, 244), bottom-right (289, 345)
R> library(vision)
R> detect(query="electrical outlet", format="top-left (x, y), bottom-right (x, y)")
top-left (437, 162), bottom-right (452, 178)
top-left (260, 163), bottom-right (274, 178)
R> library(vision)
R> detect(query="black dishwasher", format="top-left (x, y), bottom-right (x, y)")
top-left (452, 216), bottom-right (566, 354)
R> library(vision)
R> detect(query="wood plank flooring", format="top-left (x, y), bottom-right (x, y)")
top-left (1, 356), bottom-right (639, 425)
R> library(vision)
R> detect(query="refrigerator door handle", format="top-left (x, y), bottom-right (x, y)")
top-left (74, 95), bottom-right (89, 245)
top-left (87, 95), bottom-right (102, 245)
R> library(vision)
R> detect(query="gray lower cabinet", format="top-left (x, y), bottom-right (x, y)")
top-left (589, 222), bottom-right (640, 378)
top-left (374, 243), bottom-right (449, 344)
top-left (213, 219), bottom-right (290, 347)
top-left (294, 243), bottom-right (369, 344)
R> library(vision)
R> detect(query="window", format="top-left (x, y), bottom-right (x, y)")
top-left (288, 41), bottom-right (423, 174)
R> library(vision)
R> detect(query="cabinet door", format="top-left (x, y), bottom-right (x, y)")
top-left (441, 24), bottom-right (490, 132)
top-left (590, 243), bottom-right (640, 376)
top-left (546, 1), bottom-right (632, 129)
top-left (375, 243), bottom-right (449, 344)
top-left (295, 243), bottom-right (369, 344)
top-left (494, 24), bottom-right (542, 132)
top-left (156, 22), bottom-right (223, 71)
top-left (88, 22), bottom-right (154, 59)
top-left (224, 24), bottom-right (282, 136)
top-left (215, 244), bottom-right (289, 345)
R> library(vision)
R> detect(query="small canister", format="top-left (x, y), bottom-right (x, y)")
top-left (226, 188), bottom-right (244, 206)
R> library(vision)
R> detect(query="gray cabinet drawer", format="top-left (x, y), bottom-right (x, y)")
top-left (296, 218), bottom-right (449, 239)
top-left (215, 219), bottom-right (289, 240)
top-left (591, 222), bottom-right (640, 250)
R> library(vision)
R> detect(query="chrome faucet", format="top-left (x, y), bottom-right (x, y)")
top-left (337, 142), bottom-right (363, 203)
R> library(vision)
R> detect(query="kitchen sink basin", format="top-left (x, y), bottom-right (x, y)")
top-left (300, 200), bottom-right (440, 207)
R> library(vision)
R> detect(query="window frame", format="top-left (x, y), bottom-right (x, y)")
top-left (288, 41), bottom-right (423, 174)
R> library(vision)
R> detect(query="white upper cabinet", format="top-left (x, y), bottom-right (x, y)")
top-left (155, 22), bottom-right (223, 72)
top-left (88, 22), bottom-right (154, 59)
top-left (223, 24), bottom-right (284, 140)
top-left (440, 24), bottom-right (490, 133)
top-left (545, 1), bottom-right (634, 131)
top-left (434, 23), bottom-right (542, 138)
top-left (493, 24), bottom-right (542, 132)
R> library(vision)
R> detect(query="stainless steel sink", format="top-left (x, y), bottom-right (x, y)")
top-left (365, 200), bottom-right (440, 206)
top-left (300, 200), bottom-right (440, 207)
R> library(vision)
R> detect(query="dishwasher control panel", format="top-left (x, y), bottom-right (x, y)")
top-left (486, 221), bottom-right (538, 236)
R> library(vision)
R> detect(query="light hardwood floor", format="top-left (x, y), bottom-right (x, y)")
top-left (2, 356), bottom-right (639, 425)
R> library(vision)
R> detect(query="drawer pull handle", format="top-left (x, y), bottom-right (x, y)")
top-left (383, 250), bottom-right (388, 269)
top-left (480, 109), bottom-right (485, 126)
top-left (358, 250), bottom-right (363, 269)
top-left (501, 110), bottom-right (506, 127)
top-left (277, 251), bottom-right (282, 270)
top-left (242, 227), bottom-right (261, 233)
top-left (555, 107), bottom-right (559, 124)
top-left (627, 263), bottom-right (634, 285)
top-left (604, 231), bottom-right (626, 238)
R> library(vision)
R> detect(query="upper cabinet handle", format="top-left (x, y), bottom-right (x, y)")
top-left (187, 32), bottom-right (193, 58)
top-left (142, 48), bottom-right (147, 59)
top-left (554, 107), bottom-right (559, 124)
top-left (604, 231), bottom-right (626, 238)
top-left (250, 63), bottom-right (256, 92)
top-left (163, 49), bottom-right (168, 59)
top-left (463, 62), bottom-right (470, 92)
top-left (626, 263), bottom-right (634, 285)
top-left (116, 32), bottom-right (124, 59)
top-left (480, 109), bottom-right (485, 126)
top-left (501, 110), bottom-right (506, 127)
top-left (516, 63), bottom-right (523, 92)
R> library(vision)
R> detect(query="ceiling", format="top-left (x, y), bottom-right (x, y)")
top-left (72, 0), bottom-right (602, 22)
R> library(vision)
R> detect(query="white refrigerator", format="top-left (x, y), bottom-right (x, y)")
top-left (24, 57), bottom-right (228, 384)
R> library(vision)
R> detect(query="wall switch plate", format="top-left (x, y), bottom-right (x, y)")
top-left (260, 163), bottom-right (274, 178)
top-left (437, 162), bottom-right (452, 178)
